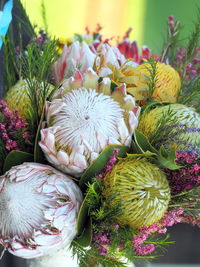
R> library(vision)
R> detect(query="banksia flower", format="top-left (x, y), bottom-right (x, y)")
top-left (0, 162), bottom-right (82, 259)
top-left (103, 157), bottom-right (170, 228)
top-left (138, 104), bottom-right (200, 150)
top-left (109, 62), bottom-right (181, 104)
top-left (40, 69), bottom-right (140, 177)
top-left (5, 79), bottom-right (53, 120)
top-left (134, 62), bottom-right (181, 103)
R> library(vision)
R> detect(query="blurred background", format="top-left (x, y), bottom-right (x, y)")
top-left (22, 0), bottom-right (200, 53)
top-left (1, 0), bottom-right (200, 266)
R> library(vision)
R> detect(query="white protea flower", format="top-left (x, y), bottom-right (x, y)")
top-left (39, 70), bottom-right (140, 177)
top-left (0, 162), bottom-right (82, 259)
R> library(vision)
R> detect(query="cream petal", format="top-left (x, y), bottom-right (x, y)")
top-left (44, 131), bottom-right (56, 152)
top-left (57, 150), bottom-right (69, 166)
top-left (97, 131), bottom-right (108, 150)
top-left (90, 152), bottom-right (99, 162)
top-left (69, 151), bottom-right (88, 169)
top-left (128, 111), bottom-right (138, 134)
top-left (34, 232), bottom-right (62, 246)
top-left (117, 118), bottom-right (130, 142)
top-left (98, 78), bottom-right (111, 95)
top-left (108, 137), bottom-right (121, 145)
top-left (83, 67), bottom-right (99, 89)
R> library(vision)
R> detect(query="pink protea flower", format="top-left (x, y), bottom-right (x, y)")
top-left (40, 70), bottom-right (140, 177)
top-left (95, 43), bottom-right (126, 76)
top-left (51, 40), bottom-right (126, 85)
top-left (117, 28), bottom-right (159, 63)
top-left (0, 162), bottom-right (83, 259)
top-left (52, 41), bottom-right (96, 85)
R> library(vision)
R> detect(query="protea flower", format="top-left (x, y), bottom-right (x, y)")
top-left (138, 104), bottom-right (200, 150)
top-left (0, 162), bottom-right (82, 259)
top-left (51, 40), bottom-right (127, 85)
top-left (5, 79), bottom-right (53, 120)
top-left (39, 69), bottom-right (140, 177)
top-left (103, 157), bottom-right (170, 228)
top-left (52, 41), bottom-right (96, 85)
top-left (94, 43), bottom-right (126, 76)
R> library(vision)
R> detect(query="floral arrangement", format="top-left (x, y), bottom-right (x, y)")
top-left (0, 1), bottom-right (200, 266)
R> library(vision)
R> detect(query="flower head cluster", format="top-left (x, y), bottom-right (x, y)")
top-left (0, 100), bottom-right (30, 151)
top-left (165, 151), bottom-right (200, 194)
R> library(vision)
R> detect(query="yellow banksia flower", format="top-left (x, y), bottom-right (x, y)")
top-left (134, 62), bottom-right (181, 103)
top-left (103, 157), bottom-right (170, 228)
top-left (109, 62), bottom-right (181, 105)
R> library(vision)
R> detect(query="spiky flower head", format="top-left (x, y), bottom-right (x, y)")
top-left (138, 104), bottom-right (200, 150)
top-left (134, 62), bottom-right (181, 103)
top-left (4, 79), bottom-right (53, 120)
top-left (108, 62), bottom-right (181, 104)
top-left (103, 157), bottom-right (170, 228)
top-left (40, 69), bottom-right (140, 177)
top-left (0, 162), bottom-right (82, 259)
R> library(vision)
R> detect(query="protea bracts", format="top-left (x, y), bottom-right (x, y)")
top-left (0, 162), bottom-right (82, 259)
top-left (39, 69), bottom-right (140, 177)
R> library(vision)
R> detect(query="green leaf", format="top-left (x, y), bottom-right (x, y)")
top-left (76, 182), bottom-right (98, 236)
top-left (133, 130), bottom-right (157, 154)
top-left (157, 146), bottom-right (182, 170)
top-left (110, 80), bottom-right (120, 92)
top-left (34, 107), bottom-right (45, 163)
top-left (75, 218), bottom-right (92, 247)
top-left (3, 150), bottom-right (34, 173)
top-left (127, 150), bottom-right (156, 158)
top-left (79, 145), bottom-right (129, 190)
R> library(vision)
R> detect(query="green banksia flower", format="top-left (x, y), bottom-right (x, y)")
top-left (5, 79), bottom-right (53, 120)
top-left (138, 104), bottom-right (200, 150)
top-left (103, 157), bottom-right (170, 228)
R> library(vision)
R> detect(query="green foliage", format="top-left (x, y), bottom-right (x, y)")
top-left (79, 145), bottom-right (129, 190)
top-left (144, 58), bottom-right (158, 99)
top-left (160, 18), bottom-right (182, 64)
top-left (18, 38), bottom-right (58, 131)
top-left (3, 0), bottom-right (36, 93)
top-left (157, 146), bottom-right (182, 170)
top-left (132, 129), bottom-right (157, 154)
top-left (170, 184), bottom-right (200, 213)
top-left (179, 76), bottom-right (200, 112)
top-left (3, 150), bottom-right (34, 173)
top-left (70, 241), bottom-right (127, 267)
top-left (181, 9), bottom-right (200, 80)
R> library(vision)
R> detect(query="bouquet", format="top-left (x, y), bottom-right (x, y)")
top-left (0, 1), bottom-right (200, 266)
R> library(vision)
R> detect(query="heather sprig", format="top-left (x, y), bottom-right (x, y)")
top-left (0, 100), bottom-right (32, 173)
top-left (160, 15), bottom-right (181, 64)
top-left (165, 150), bottom-right (200, 194)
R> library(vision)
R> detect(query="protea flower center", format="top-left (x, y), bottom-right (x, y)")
top-left (50, 88), bottom-right (122, 153)
top-left (103, 157), bottom-right (170, 228)
top-left (40, 85), bottom-right (139, 177)
top-left (0, 162), bottom-right (83, 259)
